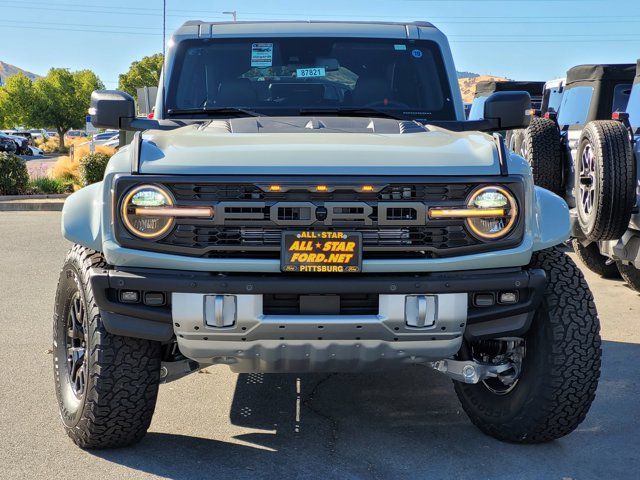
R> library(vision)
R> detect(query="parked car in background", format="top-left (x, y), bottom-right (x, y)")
top-left (27, 145), bottom-right (44, 156)
top-left (468, 80), bottom-right (545, 153)
top-left (563, 59), bottom-right (640, 290)
top-left (47, 131), bottom-right (58, 137)
top-left (0, 133), bottom-right (18, 153)
top-left (28, 129), bottom-right (48, 140)
top-left (1, 132), bottom-right (31, 155)
top-left (4, 130), bottom-right (35, 146)
top-left (469, 80), bottom-right (545, 119)
top-left (65, 130), bottom-right (85, 138)
top-left (92, 130), bottom-right (119, 144)
top-left (522, 63), bottom-right (637, 285)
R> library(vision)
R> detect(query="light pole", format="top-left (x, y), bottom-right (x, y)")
top-left (223, 10), bottom-right (237, 22)
top-left (162, 0), bottom-right (166, 57)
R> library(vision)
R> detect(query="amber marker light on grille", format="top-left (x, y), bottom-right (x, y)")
top-left (361, 185), bottom-right (374, 192)
top-left (269, 184), bottom-right (281, 192)
top-left (316, 185), bottom-right (328, 192)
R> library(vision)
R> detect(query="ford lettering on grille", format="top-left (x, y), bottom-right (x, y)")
top-left (213, 201), bottom-right (426, 226)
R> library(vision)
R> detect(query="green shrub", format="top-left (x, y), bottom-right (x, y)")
top-left (0, 152), bottom-right (29, 195)
top-left (28, 177), bottom-right (70, 194)
top-left (79, 152), bottom-right (111, 186)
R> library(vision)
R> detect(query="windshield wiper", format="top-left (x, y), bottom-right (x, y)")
top-left (298, 107), bottom-right (403, 120)
top-left (166, 107), bottom-right (260, 117)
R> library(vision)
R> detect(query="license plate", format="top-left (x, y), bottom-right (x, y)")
top-left (281, 231), bottom-right (362, 273)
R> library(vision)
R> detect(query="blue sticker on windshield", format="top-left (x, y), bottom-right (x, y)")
top-left (412, 49), bottom-right (423, 59)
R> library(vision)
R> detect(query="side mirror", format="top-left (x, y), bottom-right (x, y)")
top-left (483, 91), bottom-right (532, 130)
top-left (89, 90), bottom-right (136, 130)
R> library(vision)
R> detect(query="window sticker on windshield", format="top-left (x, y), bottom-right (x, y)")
top-left (412, 49), bottom-right (423, 59)
top-left (394, 44), bottom-right (407, 51)
top-left (251, 43), bottom-right (273, 68)
top-left (296, 67), bottom-right (326, 78)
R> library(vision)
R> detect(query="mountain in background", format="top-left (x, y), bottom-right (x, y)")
top-left (457, 73), bottom-right (511, 103)
top-left (0, 61), bottom-right (40, 86)
top-left (457, 71), bottom-right (480, 79)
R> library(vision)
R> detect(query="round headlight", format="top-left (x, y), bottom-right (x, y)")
top-left (121, 185), bottom-right (174, 239)
top-left (465, 186), bottom-right (518, 240)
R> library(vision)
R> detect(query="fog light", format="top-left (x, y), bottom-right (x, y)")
top-left (144, 292), bottom-right (165, 306)
top-left (120, 290), bottom-right (139, 303)
top-left (499, 291), bottom-right (518, 304)
top-left (473, 293), bottom-right (495, 307)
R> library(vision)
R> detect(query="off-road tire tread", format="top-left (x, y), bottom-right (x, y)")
top-left (577, 121), bottom-right (635, 241)
top-left (54, 244), bottom-right (161, 449)
top-left (616, 262), bottom-right (640, 292)
top-left (571, 238), bottom-right (619, 278)
top-left (522, 117), bottom-right (564, 195)
top-left (455, 248), bottom-right (601, 443)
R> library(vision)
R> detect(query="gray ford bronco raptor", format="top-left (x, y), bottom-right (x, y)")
top-left (53, 21), bottom-right (601, 449)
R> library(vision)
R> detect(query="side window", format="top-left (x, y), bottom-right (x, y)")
top-left (557, 86), bottom-right (594, 126)
top-left (627, 85), bottom-right (640, 130)
top-left (612, 83), bottom-right (632, 114)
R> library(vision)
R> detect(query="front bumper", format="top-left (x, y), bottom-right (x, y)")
top-left (90, 267), bottom-right (546, 372)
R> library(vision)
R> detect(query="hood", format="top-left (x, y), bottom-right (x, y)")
top-left (139, 117), bottom-right (500, 176)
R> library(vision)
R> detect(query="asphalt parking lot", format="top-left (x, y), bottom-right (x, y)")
top-left (0, 211), bottom-right (638, 480)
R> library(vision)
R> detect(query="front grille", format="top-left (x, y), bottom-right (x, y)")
top-left (162, 225), bottom-right (475, 254)
top-left (115, 176), bottom-right (524, 260)
top-left (167, 183), bottom-right (471, 202)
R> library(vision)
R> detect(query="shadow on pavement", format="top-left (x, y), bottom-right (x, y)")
top-left (93, 340), bottom-right (639, 480)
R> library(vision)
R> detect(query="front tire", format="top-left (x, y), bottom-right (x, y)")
top-left (454, 248), bottom-right (601, 443)
top-left (53, 244), bottom-right (161, 449)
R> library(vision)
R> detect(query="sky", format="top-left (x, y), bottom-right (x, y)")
top-left (1, 0), bottom-right (640, 88)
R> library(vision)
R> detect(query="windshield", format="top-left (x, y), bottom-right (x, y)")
top-left (165, 37), bottom-right (456, 121)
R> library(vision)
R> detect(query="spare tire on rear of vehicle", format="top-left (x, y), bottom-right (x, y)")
top-left (575, 120), bottom-right (635, 242)
top-left (521, 117), bottom-right (564, 196)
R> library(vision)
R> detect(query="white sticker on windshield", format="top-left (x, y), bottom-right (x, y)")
top-left (251, 43), bottom-right (273, 68)
top-left (296, 67), bottom-right (326, 78)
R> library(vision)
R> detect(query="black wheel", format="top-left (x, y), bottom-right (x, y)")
top-left (53, 244), bottom-right (161, 449)
top-left (521, 117), bottom-right (564, 196)
top-left (575, 121), bottom-right (635, 241)
top-left (454, 248), bottom-right (601, 443)
top-left (616, 262), bottom-right (640, 292)
top-left (571, 238), bottom-right (619, 278)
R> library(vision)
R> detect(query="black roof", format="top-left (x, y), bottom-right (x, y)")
top-left (566, 64), bottom-right (635, 85)
top-left (474, 80), bottom-right (545, 97)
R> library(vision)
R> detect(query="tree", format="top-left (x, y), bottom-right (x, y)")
top-left (118, 53), bottom-right (163, 97)
top-left (0, 73), bottom-right (36, 129)
top-left (33, 68), bottom-right (103, 150)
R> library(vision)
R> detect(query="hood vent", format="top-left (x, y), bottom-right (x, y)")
top-left (201, 116), bottom-right (428, 134)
